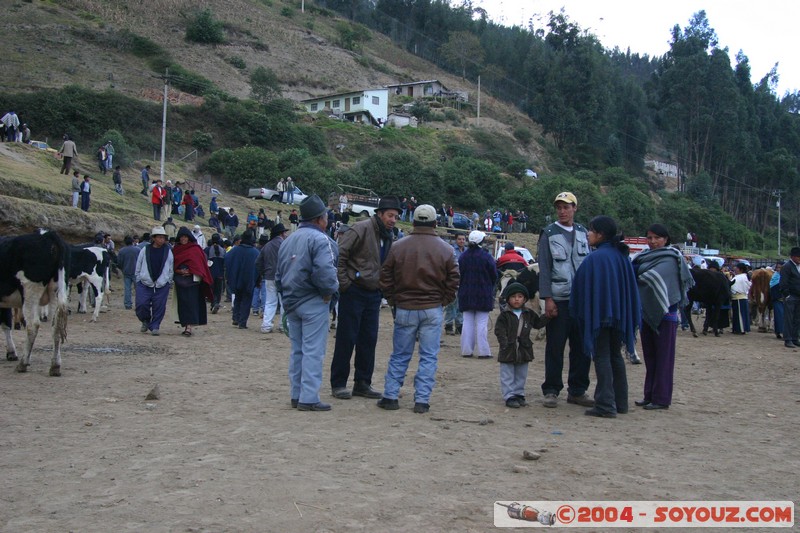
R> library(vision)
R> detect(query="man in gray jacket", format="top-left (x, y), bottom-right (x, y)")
top-left (258, 223), bottom-right (289, 333)
top-left (330, 196), bottom-right (402, 400)
top-left (134, 227), bottom-right (173, 336)
top-left (538, 192), bottom-right (593, 408)
top-left (276, 195), bottom-right (339, 412)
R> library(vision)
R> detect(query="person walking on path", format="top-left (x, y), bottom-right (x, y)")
top-left (632, 224), bottom-right (694, 411)
top-left (226, 230), bottom-right (260, 329)
top-left (570, 216), bottom-right (640, 418)
top-left (377, 204), bottom-right (459, 413)
top-left (135, 226), bottom-right (174, 336)
top-left (538, 192), bottom-right (593, 409)
top-left (329, 196), bottom-right (402, 400)
top-left (59, 136), bottom-right (78, 175)
top-left (140, 165), bottom-right (151, 196)
top-left (276, 195), bottom-right (339, 412)
top-left (116, 236), bottom-right (141, 310)
top-left (205, 233), bottom-right (226, 314)
top-left (457, 230), bottom-right (498, 358)
top-left (258, 223), bottom-right (289, 333)
top-left (172, 227), bottom-right (214, 337)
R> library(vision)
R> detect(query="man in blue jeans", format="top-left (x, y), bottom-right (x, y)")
top-left (276, 195), bottom-right (339, 412)
top-left (378, 204), bottom-right (459, 413)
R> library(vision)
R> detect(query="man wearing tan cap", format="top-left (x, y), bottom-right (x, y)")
top-left (538, 192), bottom-right (593, 408)
top-left (134, 226), bottom-right (174, 336)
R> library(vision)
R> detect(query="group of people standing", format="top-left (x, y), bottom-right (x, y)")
top-left (1, 110), bottom-right (30, 143)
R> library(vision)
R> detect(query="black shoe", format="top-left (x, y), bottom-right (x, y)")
top-left (617, 407), bottom-right (629, 414)
top-left (775, 333), bottom-right (782, 339)
top-left (585, 407), bottom-right (617, 418)
top-left (211, 305), bottom-right (219, 315)
top-left (238, 325), bottom-right (248, 329)
top-left (232, 321), bottom-right (239, 327)
top-left (331, 387), bottom-right (352, 399)
top-left (413, 402), bottom-right (430, 414)
top-left (505, 398), bottom-right (521, 408)
top-left (793, 341), bottom-right (800, 347)
top-left (444, 324), bottom-right (453, 335)
top-left (515, 395), bottom-right (527, 406)
top-left (352, 381), bottom-right (382, 399)
top-left (377, 397), bottom-right (399, 410)
top-left (643, 403), bottom-right (669, 410)
top-left (291, 399), bottom-right (298, 408)
top-left (297, 401), bottom-right (331, 411)
top-left (634, 399), bottom-right (650, 407)
top-left (456, 325), bottom-right (462, 334)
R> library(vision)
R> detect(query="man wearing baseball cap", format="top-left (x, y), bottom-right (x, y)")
top-left (134, 226), bottom-right (174, 336)
top-left (538, 191), bottom-right (593, 408)
top-left (377, 204), bottom-right (460, 413)
top-left (779, 247), bottom-right (800, 348)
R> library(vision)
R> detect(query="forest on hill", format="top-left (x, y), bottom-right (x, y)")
top-left (1, 0), bottom-right (798, 254)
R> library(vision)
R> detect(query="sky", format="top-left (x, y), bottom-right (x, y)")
top-left (476, 0), bottom-right (799, 96)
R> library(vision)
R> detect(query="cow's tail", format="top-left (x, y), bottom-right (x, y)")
top-left (52, 233), bottom-right (70, 343)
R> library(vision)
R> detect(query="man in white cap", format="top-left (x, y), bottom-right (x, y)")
top-left (276, 195), bottom-right (339, 411)
top-left (134, 226), bottom-right (174, 336)
top-left (377, 204), bottom-right (459, 413)
top-left (538, 191), bottom-right (593, 408)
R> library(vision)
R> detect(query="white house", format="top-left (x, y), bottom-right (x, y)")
top-left (386, 80), bottom-right (468, 102)
top-left (386, 112), bottom-right (418, 129)
top-left (301, 88), bottom-right (389, 126)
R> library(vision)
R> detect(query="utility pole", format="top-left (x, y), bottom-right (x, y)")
top-left (773, 189), bottom-right (783, 256)
top-left (476, 75), bottom-right (480, 128)
top-left (159, 68), bottom-right (169, 183)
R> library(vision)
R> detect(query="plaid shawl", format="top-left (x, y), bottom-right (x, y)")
top-left (633, 246), bottom-right (694, 332)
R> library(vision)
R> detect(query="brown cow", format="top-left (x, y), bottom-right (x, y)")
top-left (749, 268), bottom-right (773, 332)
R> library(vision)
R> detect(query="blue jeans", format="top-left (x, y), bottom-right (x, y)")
top-left (286, 190), bottom-right (294, 204)
top-left (252, 283), bottom-right (266, 312)
top-left (287, 297), bottom-right (330, 404)
top-left (123, 275), bottom-right (135, 309)
top-left (443, 296), bottom-right (462, 327)
top-left (383, 306), bottom-right (443, 404)
top-left (135, 283), bottom-right (170, 331)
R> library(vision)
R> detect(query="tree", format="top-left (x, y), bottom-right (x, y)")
top-left (250, 67), bottom-right (282, 105)
top-left (185, 9), bottom-right (225, 44)
top-left (440, 31), bottom-right (484, 79)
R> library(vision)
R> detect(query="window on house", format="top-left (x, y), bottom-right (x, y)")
top-left (310, 103), bottom-right (318, 112)
top-left (372, 96), bottom-right (379, 105)
top-left (332, 100), bottom-right (340, 108)
top-left (353, 97), bottom-right (361, 105)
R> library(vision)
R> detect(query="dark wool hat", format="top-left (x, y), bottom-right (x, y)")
top-left (270, 223), bottom-right (288, 239)
top-left (377, 195), bottom-right (402, 213)
top-left (300, 194), bottom-right (327, 221)
top-left (791, 247), bottom-right (800, 258)
top-left (240, 230), bottom-right (255, 246)
top-left (504, 242), bottom-right (515, 250)
top-left (177, 226), bottom-right (196, 243)
top-left (502, 282), bottom-right (529, 300)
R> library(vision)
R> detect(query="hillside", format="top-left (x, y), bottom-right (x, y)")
top-left (4, 0), bottom-right (543, 160)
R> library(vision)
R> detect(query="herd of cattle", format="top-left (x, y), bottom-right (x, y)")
top-left (0, 229), bottom-right (782, 376)
top-left (0, 230), bottom-right (111, 376)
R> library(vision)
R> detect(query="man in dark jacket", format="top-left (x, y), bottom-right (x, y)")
top-left (780, 247), bottom-right (800, 348)
top-left (330, 196), bottom-right (402, 400)
top-left (225, 230), bottom-right (259, 329)
top-left (116, 236), bottom-right (141, 310)
top-left (377, 204), bottom-right (460, 413)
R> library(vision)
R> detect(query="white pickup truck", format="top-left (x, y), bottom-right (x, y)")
top-left (329, 185), bottom-right (381, 217)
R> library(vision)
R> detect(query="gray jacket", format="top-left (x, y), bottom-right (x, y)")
top-left (538, 223), bottom-right (590, 301)
top-left (256, 235), bottom-right (284, 281)
top-left (134, 244), bottom-right (174, 289)
top-left (276, 224), bottom-right (338, 313)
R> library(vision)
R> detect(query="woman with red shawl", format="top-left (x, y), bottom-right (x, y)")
top-left (182, 190), bottom-right (195, 221)
top-left (172, 226), bottom-right (214, 336)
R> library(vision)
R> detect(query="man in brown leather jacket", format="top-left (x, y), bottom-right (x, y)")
top-left (330, 196), bottom-right (402, 400)
top-left (377, 204), bottom-right (460, 413)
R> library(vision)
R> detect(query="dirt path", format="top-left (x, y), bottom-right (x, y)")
top-left (1, 291), bottom-right (797, 532)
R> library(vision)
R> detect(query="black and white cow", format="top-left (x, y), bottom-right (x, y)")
top-left (0, 230), bottom-right (69, 376)
top-left (69, 245), bottom-right (111, 322)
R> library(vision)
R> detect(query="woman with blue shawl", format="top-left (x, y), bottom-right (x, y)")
top-left (570, 216), bottom-right (640, 418)
top-left (632, 224), bottom-right (694, 411)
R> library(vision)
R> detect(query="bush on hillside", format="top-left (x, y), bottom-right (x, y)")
top-left (93, 130), bottom-right (133, 168)
top-left (513, 126), bottom-right (532, 145)
top-left (203, 147), bottom-right (279, 193)
top-left (186, 9), bottom-right (225, 44)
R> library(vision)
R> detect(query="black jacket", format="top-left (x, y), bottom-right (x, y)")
top-left (780, 261), bottom-right (800, 299)
top-left (494, 308), bottom-right (547, 364)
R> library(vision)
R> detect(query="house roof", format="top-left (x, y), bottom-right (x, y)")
top-left (385, 80), bottom-right (448, 90)
top-left (300, 88), bottom-right (388, 103)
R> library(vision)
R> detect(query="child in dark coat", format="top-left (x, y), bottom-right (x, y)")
top-left (494, 282), bottom-right (547, 408)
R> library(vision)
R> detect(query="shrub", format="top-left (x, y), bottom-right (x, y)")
top-left (513, 126), bottom-right (532, 144)
top-left (186, 9), bottom-right (225, 44)
top-left (192, 131), bottom-right (214, 152)
top-left (280, 6), bottom-right (294, 17)
top-left (227, 56), bottom-right (246, 69)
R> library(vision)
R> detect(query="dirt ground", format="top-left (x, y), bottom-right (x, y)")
top-left (1, 288), bottom-right (798, 532)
